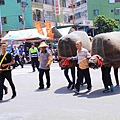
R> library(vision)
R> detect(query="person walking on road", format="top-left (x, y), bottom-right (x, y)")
top-left (38, 42), bottom-right (52, 89)
top-left (0, 43), bottom-right (16, 101)
top-left (29, 43), bottom-right (39, 72)
top-left (13, 45), bottom-right (23, 68)
top-left (64, 67), bottom-right (75, 89)
top-left (101, 65), bottom-right (114, 93)
top-left (70, 41), bottom-right (92, 94)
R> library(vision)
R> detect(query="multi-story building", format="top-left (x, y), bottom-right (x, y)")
top-left (74, 0), bottom-right (120, 25)
top-left (0, 0), bottom-right (33, 35)
top-left (32, 0), bottom-right (73, 26)
top-left (0, 0), bottom-right (74, 36)
top-left (74, 0), bottom-right (87, 24)
top-left (87, 0), bottom-right (120, 24)
top-left (73, 0), bottom-right (120, 36)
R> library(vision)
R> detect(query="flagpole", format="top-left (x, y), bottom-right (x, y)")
top-left (0, 11), bottom-right (2, 38)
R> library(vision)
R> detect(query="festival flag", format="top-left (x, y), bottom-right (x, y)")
top-left (35, 21), bottom-right (44, 35)
top-left (45, 21), bottom-right (54, 40)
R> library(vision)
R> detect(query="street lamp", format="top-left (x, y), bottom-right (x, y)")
top-left (21, 1), bottom-right (28, 29)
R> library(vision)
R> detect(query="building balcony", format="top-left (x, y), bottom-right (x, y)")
top-left (43, 4), bottom-right (53, 11)
top-left (74, 3), bottom-right (87, 14)
top-left (32, 2), bottom-right (43, 10)
top-left (62, 7), bottom-right (73, 16)
top-left (74, 0), bottom-right (86, 4)
top-left (44, 16), bottom-right (54, 22)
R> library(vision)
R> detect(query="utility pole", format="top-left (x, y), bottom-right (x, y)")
top-left (21, 1), bottom-right (28, 29)
top-left (71, 0), bottom-right (74, 24)
top-left (52, 0), bottom-right (57, 26)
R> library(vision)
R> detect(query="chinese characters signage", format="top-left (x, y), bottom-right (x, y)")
top-left (54, 0), bottom-right (60, 15)
top-left (35, 21), bottom-right (44, 35)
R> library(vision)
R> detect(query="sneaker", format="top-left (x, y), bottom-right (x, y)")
top-left (67, 82), bottom-right (73, 89)
top-left (110, 85), bottom-right (114, 92)
top-left (71, 85), bottom-right (75, 90)
top-left (80, 82), bottom-right (84, 86)
top-left (73, 88), bottom-right (79, 94)
top-left (11, 92), bottom-right (16, 99)
top-left (38, 87), bottom-right (44, 89)
top-left (0, 96), bottom-right (2, 101)
top-left (103, 88), bottom-right (110, 93)
top-left (46, 85), bottom-right (50, 88)
top-left (87, 88), bottom-right (92, 92)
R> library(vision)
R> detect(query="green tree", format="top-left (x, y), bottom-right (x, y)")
top-left (93, 15), bottom-right (119, 34)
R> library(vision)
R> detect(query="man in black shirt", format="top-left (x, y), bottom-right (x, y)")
top-left (0, 43), bottom-right (16, 101)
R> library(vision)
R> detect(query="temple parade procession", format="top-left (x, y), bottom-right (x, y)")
top-left (1, 0), bottom-right (120, 120)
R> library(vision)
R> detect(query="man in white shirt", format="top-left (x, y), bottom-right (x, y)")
top-left (72, 41), bottom-right (92, 94)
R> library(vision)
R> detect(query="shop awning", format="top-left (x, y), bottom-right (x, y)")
top-left (1, 29), bottom-right (50, 42)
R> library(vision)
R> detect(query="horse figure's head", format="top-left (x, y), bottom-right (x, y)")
top-left (58, 37), bottom-right (77, 68)
top-left (88, 55), bottom-right (103, 69)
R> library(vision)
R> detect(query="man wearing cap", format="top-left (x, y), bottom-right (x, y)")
top-left (0, 43), bottom-right (16, 100)
top-left (38, 41), bottom-right (52, 89)
top-left (29, 43), bottom-right (39, 72)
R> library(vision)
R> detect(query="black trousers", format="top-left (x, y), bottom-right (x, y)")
top-left (39, 69), bottom-right (50, 88)
top-left (75, 67), bottom-right (92, 91)
top-left (64, 67), bottom-right (75, 86)
top-left (14, 55), bottom-right (23, 67)
top-left (101, 66), bottom-right (113, 88)
top-left (31, 57), bottom-right (39, 71)
top-left (113, 67), bottom-right (119, 85)
top-left (0, 71), bottom-right (16, 99)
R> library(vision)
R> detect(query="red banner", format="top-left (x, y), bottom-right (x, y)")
top-left (54, 0), bottom-right (60, 15)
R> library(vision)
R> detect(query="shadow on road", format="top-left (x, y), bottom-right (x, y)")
top-left (77, 86), bottom-right (120, 98)
top-left (34, 88), bottom-right (50, 92)
top-left (54, 86), bottom-right (73, 94)
top-left (0, 98), bottom-right (11, 103)
top-left (54, 85), bottom-right (88, 94)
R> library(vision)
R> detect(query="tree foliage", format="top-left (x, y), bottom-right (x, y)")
top-left (93, 15), bottom-right (119, 34)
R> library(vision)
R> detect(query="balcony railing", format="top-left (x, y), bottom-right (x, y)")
top-left (32, 2), bottom-right (43, 9)
top-left (74, 3), bottom-right (87, 13)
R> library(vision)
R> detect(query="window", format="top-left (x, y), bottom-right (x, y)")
top-left (114, 8), bottom-right (120, 14)
top-left (93, 9), bottom-right (99, 16)
top-left (0, 0), bottom-right (5, 5)
top-left (115, 0), bottom-right (120, 2)
top-left (77, 2), bottom-right (80, 7)
top-left (75, 12), bottom-right (81, 19)
top-left (64, 15), bottom-right (67, 22)
top-left (109, 0), bottom-right (115, 3)
top-left (62, 0), bottom-right (66, 7)
top-left (1, 17), bottom-right (7, 24)
top-left (17, 0), bottom-right (21, 3)
top-left (18, 15), bottom-right (23, 22)
top-left (31, 0), bottom-right (37, 2)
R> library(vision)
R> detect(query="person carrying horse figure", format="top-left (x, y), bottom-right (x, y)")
top-left (58, 56), bottom-right (76, 90)
top-left (89, 55), bottom-right (114, 93)
top-left (58, 31), bottom-right (92, 91)
top-left (69, 41), bottom-right (92, 94)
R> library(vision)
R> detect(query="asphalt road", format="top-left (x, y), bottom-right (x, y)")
top-left (0, 63), bottom-right (120, 120)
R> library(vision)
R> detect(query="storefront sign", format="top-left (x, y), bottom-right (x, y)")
top-left (54, 0), bottom-right (60, 15)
